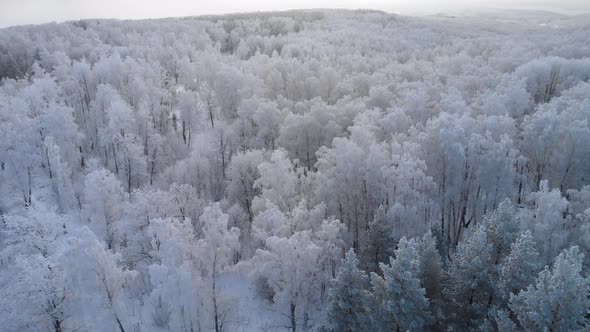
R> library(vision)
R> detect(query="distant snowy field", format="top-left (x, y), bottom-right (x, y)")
top-left (1, 9), bottom-right (590, 332)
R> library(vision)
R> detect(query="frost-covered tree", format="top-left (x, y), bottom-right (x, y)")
top-left (509, 246), bottom-right (590, 331)
top-left (362, 206), bottom-right (396, 273)
top-left (497, 231), bottom-right (541, 302)
top-left (226, 149), bottom-right (264, 247)
top-left (1, 9), bottom-right (590, 332)
top-left (370, 237), bottom-right (433, 332)
top-left (0, 255), bottom-right (69, 332)
top-left (326, 249), bottom-right (372, 332)
top-left (417, 231), bottom-right (443, 299)
top-left (253, 231), bottom-right (322, 332)
top-left (62, 228), bottom-right (137, 332)
top-left (525, 180), bottom-right (570, 264)
top-left (0, 207), bottom-right (71, 331)
top-left (147, 217), bottom-right (205, 331)
top-left (483, 199), bottom-right (521, 263)
top-left (252, 220), bottom-right (344, 332)
top-left (83, 168), bottom-right (127, 250)
top-left (196, 204), bottom-right (240, 332)
top-left (443, 224), bottom-right (494, 327)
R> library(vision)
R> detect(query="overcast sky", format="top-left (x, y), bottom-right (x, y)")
top-left (1, 0), bottom-right (589, 28)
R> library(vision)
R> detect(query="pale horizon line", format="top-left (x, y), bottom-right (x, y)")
top-left (1, 5), bottom-right (589, 29)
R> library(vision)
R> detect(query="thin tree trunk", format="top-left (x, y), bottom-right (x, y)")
top-left (290, 302), bottom-right (296, 332)
top-left (53, 319), bottom-right (62, 332)
top-left (115, 314), bottom-right (126, 332)
top-left (212, 253), bottom-right (221, 332)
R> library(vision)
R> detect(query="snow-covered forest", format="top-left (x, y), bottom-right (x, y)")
top-left (1, 9), bottom-right (590, 331)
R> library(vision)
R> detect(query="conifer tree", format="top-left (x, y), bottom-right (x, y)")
top-left (498, 231), bottom-right (541, 302)
top-left (443, 224), bottom-right (495, 326)
top-left (509, 246), bottom-right (590, 331)
top-left (326, 249), bottom-right (372, 332)
top-left (370, 237), bottom-right (432, 332)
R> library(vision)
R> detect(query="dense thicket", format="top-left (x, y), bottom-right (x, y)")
top-left (1, 9), bottom-right (590, 331)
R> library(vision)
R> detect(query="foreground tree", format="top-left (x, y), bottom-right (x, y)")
top-left (370, 237), bottom-right (433, 332)
top-left (83, 168), bottom-right (127, 250)
top-left (197, 204), bottom-right (240, 332)
top-left (497, 231), bottom-right (541, 302)
top-left (509, 246), bottom-right (590, 331)
top-left (443, 224), bottom-right (494, 327)
top-left (363, 206), bottom-right (396, 273)
top-left (326, 249), bottom-right (372, 332)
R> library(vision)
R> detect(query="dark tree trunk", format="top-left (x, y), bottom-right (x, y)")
top-left (290, 302), bottom-right (296, 332)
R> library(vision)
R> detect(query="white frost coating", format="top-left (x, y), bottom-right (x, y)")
top-left (0, 9), bottom-right (589, 331)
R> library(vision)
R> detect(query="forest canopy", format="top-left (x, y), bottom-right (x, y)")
top-left (1, 9), bottom-right (590, 332)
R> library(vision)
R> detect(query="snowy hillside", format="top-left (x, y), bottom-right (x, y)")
top-left (1, 9), bottom-right (590, 331)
